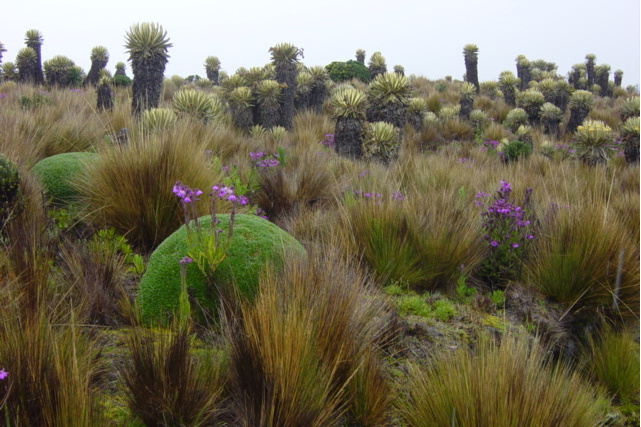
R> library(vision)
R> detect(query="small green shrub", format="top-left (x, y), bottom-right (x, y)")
top-left (31, 152), bottom-right (99, 204)
top-left (499, 139), bottom-right (532, 163)
top-left (432, 298), bottom-right (456, 321)
top-left (19, 93), bottom-right (50, 110)
top-left (396, 294), bottom-right (431, 317)
top-left (138, 214), bottom-right (306, 323)
top-left (490, 289), bottom-right (506, 308)
top-left (325, 60), bottom-right (371, 83)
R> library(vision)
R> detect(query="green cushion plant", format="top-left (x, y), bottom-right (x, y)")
top-left (138, 213), bottom-right (306, 323)
top-left (31, 152), bottom-right (99, 204)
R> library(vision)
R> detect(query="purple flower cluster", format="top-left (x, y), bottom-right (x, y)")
top-left (480, 139), bottom-right (499, 153)
top-left (320, 133), bottom-right (335, 149)
top-left (250, 151), bottom-right (279, 167)
top-left (173, 181), bottom-right (252, 276)
top-left (211, 185), bottom-right (248, 206)
top-left (0, 93), bottom-right (7, 100)
top-left (477, 180), bottom-right (534, 285)
top-left (0, 369), bottom-right (8, 380)
top-left (391, 191), bottom-right (405, 202)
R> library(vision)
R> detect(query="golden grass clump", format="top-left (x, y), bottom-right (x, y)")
top-left (79, 126), bottom-right (225, 252)
top-left (398, 334), bottom-right (609, 426)
top-left (338, 174), bottom-right (485, 290)
top-left (224, 248), bottom-right (393, 426)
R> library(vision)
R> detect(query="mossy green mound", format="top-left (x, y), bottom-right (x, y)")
top-left (138, 214), bottom-right (307, 323)
top-left (31, 152), bottom-right (99, 204)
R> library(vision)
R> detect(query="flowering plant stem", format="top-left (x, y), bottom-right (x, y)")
top-left (173, 181), bottom-right (248, 308)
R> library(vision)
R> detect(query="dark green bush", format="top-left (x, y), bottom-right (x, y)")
top-left (500, 140), bottom-right (532, 163)
top-left (325, 60), bottom-right (371, 83)
top-left (113, 74), bottom-right (132, 87)
top-left (19, 94), bottom-right (50, 110)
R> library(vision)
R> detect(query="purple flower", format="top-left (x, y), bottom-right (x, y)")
top-left (391, 191), bottom-right (404, 201)
top-left (490, 241), bottom-right (499, 247)
top-left (0, 369), bottom-right (7, 380)
top-left (179, 256), bottom-right (192, 265)
top-left (358, 170), bottom-right (369, 178)
top-left (256, 158), bottom-right (279, 167)
top-left (512, 243), bottom-right (519, 248)
top-left (0, 93), bottom-right (6, 99)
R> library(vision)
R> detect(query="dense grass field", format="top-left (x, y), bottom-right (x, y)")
top-left (0, 36), bottom-right (639, 425)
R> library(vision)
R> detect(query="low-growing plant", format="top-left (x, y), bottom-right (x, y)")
top-left (490, 289), bottom-right (506, 309)
top-left (432, 298), bottom-right (456, 321)
top-left (455, 271), bottom-right (476, 303)
top-left (499, 139), bottom-right (532, 163)
top-left (397, 293), bottom-right (432, 317)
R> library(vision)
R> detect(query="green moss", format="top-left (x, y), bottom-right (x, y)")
top-left (138, 214), bottom-right (306, 323)
top-left (432, 298), bottom-right (456, 322)
top-left (481, 314), bottom-right (507, 333)
top-left (31, 152), bottom-right (99, 204)
top-left (396, 294), bottom-right (431, 317)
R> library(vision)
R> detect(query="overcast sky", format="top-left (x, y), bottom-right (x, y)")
top-left (2, 0), bottom-right (640, 87)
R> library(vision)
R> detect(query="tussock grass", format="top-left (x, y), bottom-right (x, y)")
top-left (57, 237), bottom-right (130, 326)
top-left (225, 247), bottom-right (393, 426)
top-left (581, 326), bottom-right (640, 403)
top-left (120, 322), bottom-right (227, 426)
top-left (525, 200), bottom-right (639, 320)
top-left (398, 334), bottom-right (609, 426)
top-left (0, 308), bottom-right (102, 426)
top-left (290, 110), bottom-right (334, 152)
top-left (79, 126), bottom-right (225, 252)
top-left (254, 150), bottom-right (341, 222)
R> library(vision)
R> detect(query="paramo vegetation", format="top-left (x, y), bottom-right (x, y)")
top-left (0, 24), bottom-right (639, 426)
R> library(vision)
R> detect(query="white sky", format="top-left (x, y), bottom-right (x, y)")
top-left (2, 0), bottom-right (640, 87)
